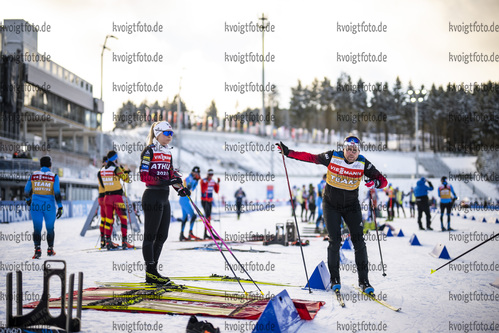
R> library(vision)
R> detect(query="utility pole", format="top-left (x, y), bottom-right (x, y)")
top-left (100, 35), bottom-right (117, 100)
top-left (259, 13), bottom-right (268, 136)
top-left (177, 76), bottom-right (182, 169)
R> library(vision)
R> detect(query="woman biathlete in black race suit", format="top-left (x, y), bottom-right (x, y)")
top-left (140, 121), bottom-right (190, 284)
top-left (277, 135), bottom-right (387, 293)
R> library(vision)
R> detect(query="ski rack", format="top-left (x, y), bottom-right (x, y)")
top-left (5, 260), bottom-right (83, 333)
top-left (263, 223), bottom-right (289, 246)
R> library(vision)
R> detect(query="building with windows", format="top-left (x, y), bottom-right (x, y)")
top-left (0, 19), bottom-right (102, 201)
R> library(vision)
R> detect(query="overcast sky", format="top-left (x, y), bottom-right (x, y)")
top-left (3, 0), bottom-right (499, 131)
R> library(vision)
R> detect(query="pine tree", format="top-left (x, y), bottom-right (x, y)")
top-left (319, 77), bottom-right (335, 137)
top-left (289, 80), bottom-right (307, 128)
top-left (351, 78), bottom-right (368, 139)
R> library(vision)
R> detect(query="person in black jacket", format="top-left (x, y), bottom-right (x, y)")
top-left (234, 187), bottom-right (246, 220)
top-left (277, 135), bottom-right (387, 294)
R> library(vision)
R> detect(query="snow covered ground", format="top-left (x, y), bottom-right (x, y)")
top-left (0, 198), bottom-right (498, 332)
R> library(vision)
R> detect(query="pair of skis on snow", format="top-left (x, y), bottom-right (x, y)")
top-left (334, 287), bottom-right (401, 312)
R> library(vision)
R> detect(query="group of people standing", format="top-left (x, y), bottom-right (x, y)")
top-left (413, 176), bottom-right (457, 231)
top-left (377, 177), bottom-right (457, 231)
top-left (293, 174), bottom-right (327, 230)
top-left (178, 166), bottom-right (220, 241)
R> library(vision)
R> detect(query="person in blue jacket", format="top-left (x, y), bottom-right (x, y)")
top-left (24, 156), bottom-right (63, 259)
top-left (179, 166), bottom-right (201, 240)
top-left (315, 174), bottom-right (327, 233)
top-left (414, 177), bottom-right (434, 230)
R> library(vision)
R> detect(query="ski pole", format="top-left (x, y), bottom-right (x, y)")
top-left (370, 194), bottom-right (387, 277)
top-left (202, 215), bottom-right (265, 296)
top-left (431, 233), bottom-right (499, 274)
top-left (431, 210), bottom-right (439, 222)
top-left (187, 194), bottom-right (264, 295)
top-left (186, 194), bottom-right (247, 295)
top-left (278, 143), bottom-right (312, 293)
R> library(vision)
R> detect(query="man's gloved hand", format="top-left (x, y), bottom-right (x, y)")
top-left (366, 177), bottom-right (387, 189)
top-left (25, 197), bottom-right (32, 206)
top-left (275, 141), bottom-right (289, 156)
top-left (56, 207), bottom-right (63, 219)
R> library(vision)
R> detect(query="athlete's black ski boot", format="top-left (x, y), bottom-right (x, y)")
top-left (47, 247), bottom-right (56, 256)
top-left (122, 241), bottom-right (134, 249)
top-left (189, 231), bottom-right (201, 241)
top-left (331, 277), bottom-right (341, 291)
top-left (179, 232), bottom-right (187, 241)
top-left (359, 279), bottom-right (374, 294)
top-left (186, 315), bottom-right (220, 333)
top-left (145, 262), bottom-right (172, 285)
top-left (106, 238), bottom-right (118, 250)
top-left (32, 246), bottom-right (41, 259)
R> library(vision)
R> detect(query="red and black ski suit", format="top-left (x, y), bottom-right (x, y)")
top-left (139, 139), bottom-right (182, 263)
top-left (286, 149), bottom-right (387, 284)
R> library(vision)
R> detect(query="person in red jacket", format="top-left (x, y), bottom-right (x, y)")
top-left (97, 156), bottom-right (108, 248)
top-left (97, 150), bottom-right (132, 250)
top-left (200, 169), bottom-right (220, 239)
top-left (277, 135), bottom-right (387, 294)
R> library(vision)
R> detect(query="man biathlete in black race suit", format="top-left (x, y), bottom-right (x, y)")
top-left (277, 135), bottom-right (388, 293)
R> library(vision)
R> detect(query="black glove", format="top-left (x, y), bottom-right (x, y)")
top-left (25, 197), bottom-right (31, 206)
top-left (276, 141), bottom-right (289, 156)
top-left (178, 187), bottom-right (191, 197)
top-left (56, 207), bottom-right (63, 219)
top-left (427, 181), bottom-right (433, 188)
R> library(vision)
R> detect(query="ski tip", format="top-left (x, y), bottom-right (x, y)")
top-left (430, 269), bottom-right (436, 274)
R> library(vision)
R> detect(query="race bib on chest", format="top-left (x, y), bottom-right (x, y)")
top-left (150, 151), bottom-right (172, 178)
top-left (326, 152), bottom-right (364, 191)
